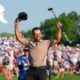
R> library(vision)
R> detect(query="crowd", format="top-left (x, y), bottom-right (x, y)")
top-left (48, 44), bottom-right (80, 78)
top-left (0, 37), bottom-right (29, 80)
top-left (0, 37), bottom-right (80, 80)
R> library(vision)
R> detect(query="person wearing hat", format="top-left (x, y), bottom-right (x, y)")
top-left (14, 12), bottom-right (62, 80)
top-left (17, 46), bottom-right (29, 80)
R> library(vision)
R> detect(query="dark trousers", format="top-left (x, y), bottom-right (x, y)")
top-left (25, 66), bottom-right (47, 80)
top-left (19, 70), bottom-right (27, 80)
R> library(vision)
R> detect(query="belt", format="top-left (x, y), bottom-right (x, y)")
top-left (29, 66), bottom-right (46, 70)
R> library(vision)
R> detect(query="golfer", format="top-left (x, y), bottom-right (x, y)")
top-left (14, 15), bottom-right (62, 80)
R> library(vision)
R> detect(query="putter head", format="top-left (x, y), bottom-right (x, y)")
top-left (48, 8), bottom-right (53, 11)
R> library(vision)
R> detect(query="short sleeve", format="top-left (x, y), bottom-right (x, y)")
top-left (47, 40), bottom-right (51, 47)
top-left (25, 38), bottom-right (30, 45)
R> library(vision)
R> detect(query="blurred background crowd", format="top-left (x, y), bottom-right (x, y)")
top-left (0, 37), bottom-right (80, 79)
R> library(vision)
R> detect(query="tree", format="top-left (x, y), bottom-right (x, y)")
top-left (21, 30), bottom-right (32, 38)
top-left (40, 11), bottom-right (80, 45)
top-left (0, 32), bottom-right (13, 38)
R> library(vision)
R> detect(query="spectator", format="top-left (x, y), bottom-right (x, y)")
top-left (17, 46), bottom-right (29, 80)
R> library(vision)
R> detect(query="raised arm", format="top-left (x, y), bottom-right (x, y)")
top-left (14, 19), bottom-right (28, 45)
top-left (53, 22), bottom-right (62, 45)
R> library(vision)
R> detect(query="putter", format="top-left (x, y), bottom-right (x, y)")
top-left (48, 8), bottom-right (72, 44)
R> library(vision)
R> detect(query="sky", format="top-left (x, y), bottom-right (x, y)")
top-left (0, 0), bottom-right (80, 33)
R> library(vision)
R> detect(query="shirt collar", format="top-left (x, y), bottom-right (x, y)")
top-left (34, 39), bottom-right (43, 43)
top-left (39, 39), bottom-right (43, 42)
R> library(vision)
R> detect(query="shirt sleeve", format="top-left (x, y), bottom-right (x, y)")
top-left (25, 38), bottom-right (30, 45)
top-left (47, 40), bottom-right (51, 47)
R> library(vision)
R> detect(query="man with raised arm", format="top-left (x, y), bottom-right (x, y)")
top-left (14, 14), bottom-right (62, 80)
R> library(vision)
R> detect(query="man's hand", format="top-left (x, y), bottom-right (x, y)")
top-left (15, 18), bottom-right (19, 23)
top-left (57, 22), bottom-right (62, 29)
top-left (22, 60), bottom-right (25, 64)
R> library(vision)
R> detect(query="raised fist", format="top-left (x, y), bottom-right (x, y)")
top-left (57, 22), bottom-right (62, 29)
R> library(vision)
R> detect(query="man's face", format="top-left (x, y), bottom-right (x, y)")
top-left (33, 29), bottom-right (42, 41)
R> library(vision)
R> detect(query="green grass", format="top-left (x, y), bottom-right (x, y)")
top-left (0, 75), bottom-right (18, 80)
top-left (0, 74), bottom-right (80, 80)
top-left (47, 74), bottom-right (80, 80)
